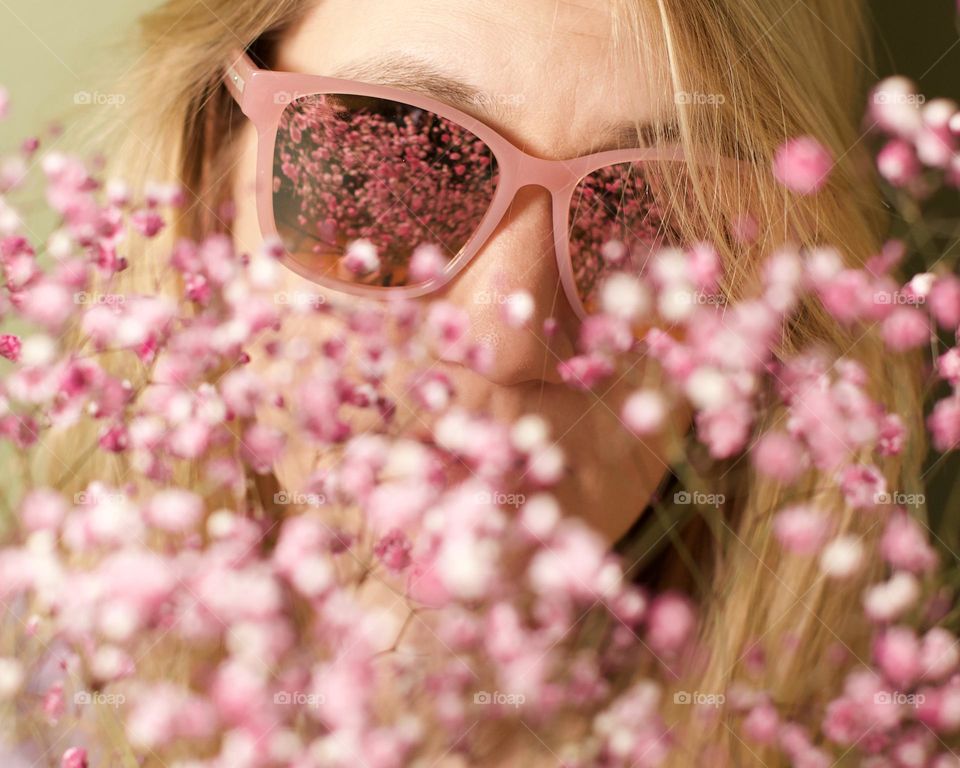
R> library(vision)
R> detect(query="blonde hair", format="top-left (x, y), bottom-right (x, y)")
top-left (48, 0), bottom-right (925, 765)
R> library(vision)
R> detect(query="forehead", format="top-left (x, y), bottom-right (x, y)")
top-left (277, 0), bottom-right (673, 158)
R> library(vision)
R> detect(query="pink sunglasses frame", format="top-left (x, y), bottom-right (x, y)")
top-left (224, 50), bottom-right (688, 318)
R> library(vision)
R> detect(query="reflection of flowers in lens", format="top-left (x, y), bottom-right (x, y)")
top-left (568, 162), bottom-right (688, 310)
top-left (273, 95), bottom-right (499, 288)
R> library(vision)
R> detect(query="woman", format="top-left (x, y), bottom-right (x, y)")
top-left (51, 0), bottom-right (925, 764)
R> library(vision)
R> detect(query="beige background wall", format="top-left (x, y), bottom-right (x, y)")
top-left (0, 0), bottom-right (159, 501)
top-left (0, 0), bottom-right (158, 148)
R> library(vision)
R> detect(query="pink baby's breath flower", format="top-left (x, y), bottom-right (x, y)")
top-left (526, 443), bottom-right (565, 486)
top-left (622, 389), bottom-right (668, 436)
top-left (916, 99), bottom-right (958, 168)
top-left (601, 239), bottom-right (628, 265)
top-left (408, 243), bottom-right (447, 283)
top-left (19, 279), bottom-right (75, 332)
top-left (272, 517), bottom-right (333, 598)
top-left (436, 533), bottom-right (498, 601)
top-left (878, 413), bottom-right (906, 456)
top-left (197, 234), bottom-right (238, 286)
top-left (61, 747), bottom-right (88, 768)
top-left (105, 179), bottom-right (131, 207)
top-left (917, 684), bottom-right (960, 734)
top-left (881, 511), bottom-right (937, 573)
top-left (773, 505), bottom-right (831, 555)
top-left (144, 489), bottom-right (204, 533)
top-left (144, 182), bottom-right (184, 209)
top-left (816, 269), bottom-right (875, 324)
top-left (871, 77), bottom-right (924, 138)
top-left (929, 274), bottom-right (960, 330)
top-left (0, 333), bottom-right (20, 361)
top-left (502, 290), bottom-right (534, 328)
top-left (920, 627), bottom-right (960, 682)
top-left (877, 139), bottom-right (922, 187)
top-left (131, 209), bottom-right (165, 238)
top-left (411, 370), bottom-right (454, 412)
top-left (365, 480), bottom-right (433, 534)
top-left (881, 307), bottom-right (929, 351)
top-left (240, 423), bottom-right (287, 473)
top-left (804, 246), bottom-right (844, 286)
top-left (773, 136), bottom-right (833, 194)
top-left (528, 523), bottom-right (612, 602)
top-left (763, 247), bottom-right (803, 313)
top-left (820, 536), bottom-right (864, 579)
top-left (374, 528), bottom-right (412, 573)
top-left (928, 397), bottom-right (960, 452)
top-left (557, 353), bottom-right (614, 390)
top-left (752, 431), bottom-right (806, 483)
top-left (579, 314), bottom-right (633, 355)
top-left (838, 463), bottom-right (886, 509)
top-left (519, 494), bottom-right (560, 540)
top-left (743, 703), bottom-right (779, 744)
top-left (600, 272), bottom-right (649, 321)
top-left (0, 86), bottom-right (8, 121)
top-left (873, 626), bottom-right (921, 688)
top-left (687, 242), bottom-right (721, 291)
top-left (20, 488), bottom-right (68, 533)
top-left (499, 420), bottom-right (541, 462)
top-left (406, 557), bottom-right (451, 609)
top-left (864, 572), bottom-right (920, 623)
top-left (645, 592), bottom-right (696, 656)
top-left (937, 348), bottom-right (960, 386)
top-left (125, 685), bottom-right (182, 749)
top-left (98, 423), bottom-right (128, 453)
top-left (426, 301), bottom-right (471, 361)
top-left (695, 399), bottom-right (753, 459)
top-left (341, 238), bottom-right (380, 277)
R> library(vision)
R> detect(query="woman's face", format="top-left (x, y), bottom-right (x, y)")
top-left (230, 0), bottom-right (686, 542)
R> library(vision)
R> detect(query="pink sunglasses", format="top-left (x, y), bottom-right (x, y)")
top-left (224, 51), bottom-right (700, 318)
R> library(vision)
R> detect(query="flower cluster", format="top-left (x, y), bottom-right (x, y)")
top-left (0, 75), bottom-right (957, 768)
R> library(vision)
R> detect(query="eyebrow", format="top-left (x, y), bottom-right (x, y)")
top-left (328, 53), bottom-right (679, 153)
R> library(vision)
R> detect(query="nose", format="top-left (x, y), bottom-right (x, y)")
top-left (439, 185), bottom-right (580, 386)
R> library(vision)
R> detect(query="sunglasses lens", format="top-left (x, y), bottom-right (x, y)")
top-left (272, 94), bottom-right (499, 290)
top-left (568, 161), bottom-right (691, 313)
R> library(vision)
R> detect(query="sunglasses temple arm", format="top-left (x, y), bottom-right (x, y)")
top-left (224, 49), bottom-right (261, 113)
